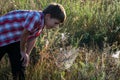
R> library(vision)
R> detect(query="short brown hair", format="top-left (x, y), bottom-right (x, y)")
top-left (43, 3), bottom-right (66, 23)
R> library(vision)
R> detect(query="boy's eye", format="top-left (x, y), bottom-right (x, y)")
top-left (55, 22), bottom-right (59, 24)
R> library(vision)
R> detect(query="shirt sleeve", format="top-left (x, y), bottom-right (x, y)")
top-left (23, 12), bottom-right (39, 32)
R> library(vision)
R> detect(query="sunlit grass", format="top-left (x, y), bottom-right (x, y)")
top-left (0, 0), bottom-right (120, 80)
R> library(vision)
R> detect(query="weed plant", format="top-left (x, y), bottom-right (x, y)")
top-left (0, 0), bottom-right (120, 80)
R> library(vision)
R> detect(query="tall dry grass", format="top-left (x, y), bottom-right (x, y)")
top-left (0, 0), bottom-right (120, 80)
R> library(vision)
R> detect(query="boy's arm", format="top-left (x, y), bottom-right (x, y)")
top-left (26, 37), bottom-right (37, 55)
top-left (20, 29), bottom-right (31, 66)
top-left (20, 29), bottom-right (30, 53)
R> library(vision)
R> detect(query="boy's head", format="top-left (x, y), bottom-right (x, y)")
top-left (43, 3), bottom-right (66, 29)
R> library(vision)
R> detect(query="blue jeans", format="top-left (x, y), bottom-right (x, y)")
top-left (0, 42), bottom-right (26, 80)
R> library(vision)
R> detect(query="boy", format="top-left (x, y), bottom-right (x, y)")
top-left (0, 3), bottom-right (66, 80)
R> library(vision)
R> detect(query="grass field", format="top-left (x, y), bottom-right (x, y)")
top-left (0, 0), bottom-right (120, 80)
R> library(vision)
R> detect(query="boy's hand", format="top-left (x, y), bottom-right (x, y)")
top-left (21, 51), bottom-right (29, 67)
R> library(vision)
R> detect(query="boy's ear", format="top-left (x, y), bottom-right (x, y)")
top-left (45, 14), bottom-right (51, 21)
top-left (45, 14), bottom-right (51, 18)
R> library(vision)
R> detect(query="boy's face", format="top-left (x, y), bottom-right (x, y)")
top-left (44, 14), bottom-right (60, 29)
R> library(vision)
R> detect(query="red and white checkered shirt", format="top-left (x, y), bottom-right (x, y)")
top-left (0, 10), bottom-right (44, 47)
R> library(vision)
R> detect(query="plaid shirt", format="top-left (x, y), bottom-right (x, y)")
top-left (0, 10), bottom-right (44, 47)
